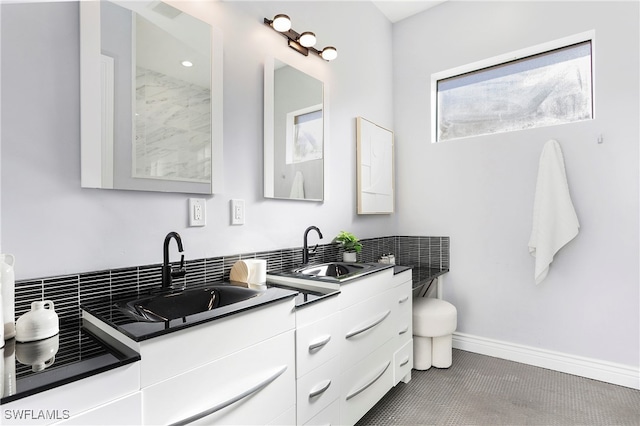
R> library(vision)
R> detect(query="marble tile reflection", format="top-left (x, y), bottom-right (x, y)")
top-left (134, 67), bottom-right (211, 182)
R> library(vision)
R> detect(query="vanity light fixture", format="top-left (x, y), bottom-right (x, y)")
top-left (264, 15), bottom-right (337, 61)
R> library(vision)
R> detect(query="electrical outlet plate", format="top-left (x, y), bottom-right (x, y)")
top-left (188, 198), bottom-right (206, 227)
top-left (231, 199), bottom-right (245, 225)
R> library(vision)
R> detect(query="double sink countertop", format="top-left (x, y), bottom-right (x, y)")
top-left (2, 264), bottom-right (447, 404)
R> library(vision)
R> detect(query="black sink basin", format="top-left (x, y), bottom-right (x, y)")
top-left (115, 285), bottom-right (262, 322)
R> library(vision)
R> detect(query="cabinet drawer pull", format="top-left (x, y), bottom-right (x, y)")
top-left (400, 356), bottom-right (410, 367)
top-left (346, 361), bottom-right (390, 401)
top-left (308, 335), bottom-right (332, 352)
top-left (308, 379), bottom-right (332, 399)
top-left (170, 365), bottom-right (288, 426)
top-left (398, 295), bottom-right (409, 304)
top-left (398, 325), bottom-right (409, 335)
top-left (345, 310), bottom-right (391, 339)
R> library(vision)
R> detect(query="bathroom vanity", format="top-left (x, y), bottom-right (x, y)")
top-left (81, 286), bottom-right (299, 425)
top-left (267, 263), bottom-right (413, 425)
top-left (2, 263), bottom-right (423, 425)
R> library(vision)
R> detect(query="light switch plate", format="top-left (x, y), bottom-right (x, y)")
top-left (188, 198), bottom-right (206, 227)
top-left (231, 199), bottom-right (245, 225)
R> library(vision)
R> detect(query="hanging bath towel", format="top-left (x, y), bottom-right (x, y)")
top-left (290, 171), bottom-right (305, 199)
top-left (528, 139), bottom-right (580, 284)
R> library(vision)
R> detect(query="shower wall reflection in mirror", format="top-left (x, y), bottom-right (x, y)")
top-left (80, 1), bottom-right (222, 194)
top-left (264, 57), bottom-right (325, 201)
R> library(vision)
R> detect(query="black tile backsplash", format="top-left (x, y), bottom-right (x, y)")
top-left (13, 235), bottom-right (449, 323)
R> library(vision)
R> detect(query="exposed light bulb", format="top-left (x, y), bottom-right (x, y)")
top-left (299, 32), bottom-right (316, 48)
top-left (321, 46), bottom-right (337, 61)
top-left (272, 14), bottom-right (291, 32)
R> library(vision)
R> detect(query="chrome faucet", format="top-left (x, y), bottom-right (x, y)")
top-left (302, 226), bottom-right (323, 265)
top-left (162, 231), bottom-right (186, 289)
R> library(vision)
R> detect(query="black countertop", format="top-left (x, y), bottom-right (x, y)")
top-left (0, 322), bottom-right (140, 405)
top-left (404, 265), bottom-right (449, 289)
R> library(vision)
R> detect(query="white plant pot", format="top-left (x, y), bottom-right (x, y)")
top-left (343, 252), bottom-right (357, 262)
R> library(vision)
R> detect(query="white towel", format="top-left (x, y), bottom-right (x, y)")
top-left (528, 139), bottom-right (580, 284)
top-left (289, 171), bottom-right (305, 199)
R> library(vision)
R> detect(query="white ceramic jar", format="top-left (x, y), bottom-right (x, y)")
top-left (15, 300), bottom-right (59, 343)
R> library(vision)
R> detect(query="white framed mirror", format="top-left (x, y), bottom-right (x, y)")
top-left (80, 1), bottom-right (223, 194)
top-left (356, 117), bottom-right (394, 214)
top-left (264, 57), bottom-right (325, 201)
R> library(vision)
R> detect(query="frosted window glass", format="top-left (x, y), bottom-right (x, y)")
top-left (436, 41), bottom-right (593, 141)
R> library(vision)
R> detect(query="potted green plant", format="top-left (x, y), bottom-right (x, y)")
top-left (334, 231), bottom-right (363, 262)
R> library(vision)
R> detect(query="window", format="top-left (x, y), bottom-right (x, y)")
top-left (433, 35), bottom-right (593, 142)
top-left (286, 105), bottom-right (323, 164)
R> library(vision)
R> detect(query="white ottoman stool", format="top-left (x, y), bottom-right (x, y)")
top-left (412, 297), bottom-right (457, 370)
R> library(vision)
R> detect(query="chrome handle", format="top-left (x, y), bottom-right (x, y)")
top-left (170, 365), bottom-right (288, 425)
top-left (400, 356), bottom-right (410, 367)
top-left (345, 310), bottom-right (391, 339)
top-left (346, 361), bottom-right (390, 400)
top-left (309, 335), bottom-right (332, 352)
top-left (308, 379), bottom-right (332, 399)
top-left (398, 325), bottom-right (409, 335)
top-left (398, 295), bottom-right (409, 304)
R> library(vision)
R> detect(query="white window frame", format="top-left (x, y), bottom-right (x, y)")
top-left (430, 30), bottom-right (596, 143)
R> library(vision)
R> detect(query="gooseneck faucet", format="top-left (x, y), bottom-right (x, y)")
top-left (162, 231), bottom-right (186, 289)
top-left (302, 226), bottom-right (323, 265)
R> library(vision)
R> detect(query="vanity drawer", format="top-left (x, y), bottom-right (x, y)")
top-left (3, 362), bottom-right (140, 426)
top-left (54, 392), bottom-right (142, 425)
top-left (296, 312), bottom-right (341, 377)
top-left (395, 282), bottom-right (413, 346)
top-left (141, 330), bottom-right (295, 425)
top-left (338, 268), bottom-right (394, 308)
top-left (340, 339), bottom-right (395, 426)
top-left (340, 290), bottom-right (395, 370)
top-left (296, 356), bottom-right (340, 424)
top-left (296, 293), bottom-right (339, 328)
top-left (392, 269), bottom-right (412, 288)
top-left (139, 298), bottom-right (295, 388)
top-left (393, 339), bottom-right (413, 386)
top-left (303, 400), bottom-right (340, 426)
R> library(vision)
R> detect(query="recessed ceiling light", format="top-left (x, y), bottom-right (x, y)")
top-left (181, 60), bottom-right (193, 67)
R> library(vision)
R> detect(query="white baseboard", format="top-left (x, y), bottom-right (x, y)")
top-left (452, 332), bottom-right (640, 390)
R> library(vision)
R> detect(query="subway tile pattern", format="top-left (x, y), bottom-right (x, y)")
top-left (13, 236), bottom-right (449, 323)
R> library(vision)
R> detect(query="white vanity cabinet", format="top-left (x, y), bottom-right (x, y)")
top-left (293, 294), bottom-right (341, 425)
top-left (392, 269), bottom-right (413, 385)
top-left (137, 298), bottom-right (297, 425)
top-left (53, 392), bottom-right (142, 426)
top-left (2, 361), bottom-right (141, 426)
top-left (83, 296), bottom-right (297, 425)
top-left (337, 267), bottom-right (413, 425)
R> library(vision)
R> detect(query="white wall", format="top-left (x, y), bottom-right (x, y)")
top-left (0, 1), bottom-right (395, 280)
top-left (393, 1), bottom-right (639, 367)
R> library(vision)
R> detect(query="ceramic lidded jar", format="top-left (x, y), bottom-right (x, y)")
top-left (15, 300), bottom-right (59, 343)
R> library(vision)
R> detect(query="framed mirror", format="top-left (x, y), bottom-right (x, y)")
top-left (356, 117), bottom-right (394, 214)
top-left (80, 1), bottom-right (223, 194)
top-left (264, 57), bottom-right (325, 201)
